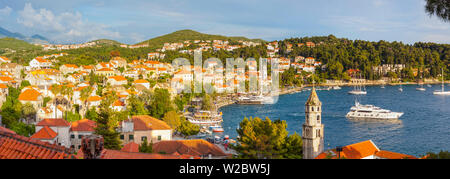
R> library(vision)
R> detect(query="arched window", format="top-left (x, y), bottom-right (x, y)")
top-left (311, 107), bottom-right (314, 111)
top-left (317, 115), bottom-right (320, 122)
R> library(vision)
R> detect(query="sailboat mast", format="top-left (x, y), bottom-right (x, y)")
top-left (442, 68), bottom-right (445, 92)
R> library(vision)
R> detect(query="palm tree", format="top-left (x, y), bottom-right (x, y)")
top-left (79, 86), bottom-right (93, 116)
top-left (425, 0), bottom-right (450, 22)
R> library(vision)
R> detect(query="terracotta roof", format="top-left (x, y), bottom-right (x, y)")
top-left (0, 83), bottom-right (7, 89)
top-left (34, 57), bottom-right (50, 63)
top-left (129, 115), bottom-right (172, 131)
top-left (0, 76), bottom-right (13, 82)
top-left (0, 56), bottom-right (11, 62)
top-left (18, 88), bottom-right (41, 101)
top-left (71, 119), bottom-right (96, 132)
top-left (121, 142), bottom-right (139, 153)
top-left (31, 126), bottom-right (57, 139)
top-left (87, 96), bottom-right (102, 102)
top-left (0, 126), bottom-right (15, 134)
top-left (152, 139), bottom-right (228, 157)
top-left (108, 76), bottom-right (127, 81)
top-left (37, 118), bottom-right (71, 127)
top-left (133, 79), bottom-right (149, 83)
top-left (375, 150), bottom-right (417, 159)
top-left (112, 100), bottom-right (125, 107)
top-left (100, 149), bottom-right (181, 159)
top-left (0, 130), bottom-right (75, 159)
top-left (96, 68), bottom-right (114, 72)
top-left (316, 140), bottom-right (380, 159)
top-left (63, 64), bottom-right (78, 68)
top-left (82, 65), bottom-right (94, 69)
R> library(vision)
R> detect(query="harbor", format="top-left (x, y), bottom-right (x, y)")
top-left (218, 84), bottom-right (450, 156)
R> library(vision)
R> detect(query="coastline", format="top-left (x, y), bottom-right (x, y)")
top-left (216, 80), bottom-right (449, 110)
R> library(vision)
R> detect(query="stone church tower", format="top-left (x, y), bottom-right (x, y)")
top-left (302, 87), bottom-right (324, 159)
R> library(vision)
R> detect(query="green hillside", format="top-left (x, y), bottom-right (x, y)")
top-left (0, 37), bottom-right (41, 51)
top-left (135, 29), bottom-right (266, 46)
top-left (90, 39), bottom-right (123, 46)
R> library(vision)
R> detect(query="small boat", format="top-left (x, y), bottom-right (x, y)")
top-left (427, 84), bottom-right (432, 88)
top-left (416, 87), bottom-right (426, 91)
top-left (381, 85), bottom-right (385, 89)
top-left (332, 86), bottom-right (341, 90)
top-left (398, 84), bottom-right (403, 92)
top-left (433, 68), bottom-right (450, 96)
top-left (349, 77), bottom-right (367, 95)
top-left (210, 125), bottom-right (224, 133)
top-left (212, 128), bottom-right (224, 132)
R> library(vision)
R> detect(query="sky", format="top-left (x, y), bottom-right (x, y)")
top-left (0, 0), bottom-right (449, 44)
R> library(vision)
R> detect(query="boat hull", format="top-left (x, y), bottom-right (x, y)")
top-left (348, 91), bottom-right (367, 95)
top-left (433, 91), bottom-right (450, 95)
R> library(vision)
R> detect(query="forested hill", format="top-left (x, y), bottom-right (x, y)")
top-left (135, 29), bottom-right (266, 46)
top-left (277, 35), bottom-right (450, 80)
top-left (0, 38), bottom-right (41, 51)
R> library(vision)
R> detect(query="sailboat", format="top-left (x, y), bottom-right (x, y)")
top-left (398, 84), bottom-right (403, 92)
top-left (433, 68), bottom-right (450, 95)
top-left (348, 76), bottom-right (367, 95)
top-left (416, 69), bottom-right (426, 91)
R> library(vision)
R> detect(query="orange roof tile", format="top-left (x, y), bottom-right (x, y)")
top-left (99, 149), bottom-right (181, 159)
top-left (31, 126), bottom-right (57, 139)
top-left (152, 139), bottom-right (228, 157)
top-left (375, 150), bottom-right (417, 159)
top-left (0, 83), bottom-right (7, 89)
top-left (112, 100), bottom-right (125, 107)
top-left (121, 142), bottom-right (139, 153)
top-left (129, 115), bottom-right (172, 131)
top-left (18, 88), bottom-right (41, 101)
top-left (108, 76), bottom-right (127, 81)
top-left (87, 96), bottom-right (102, 102)
top-left (37, 118), bottom-right (71, 127)
top-left (133, 79), bottom-right (149, 83)
top-left (71, 119), bottom-right (96, 132)
top-left (0, 130), bottom-right (75, 159)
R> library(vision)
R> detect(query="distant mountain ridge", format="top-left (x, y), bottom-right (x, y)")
top-left (0, 27), bottom-right (49, 44)
top-left (135, 29), bottom-right (266, 46)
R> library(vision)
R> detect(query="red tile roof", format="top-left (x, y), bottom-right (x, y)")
top-left (31, 126), bottom-right (57, 139)
top-left (121, 142), bottom-right (139, 153)
top-left (0, 130), bottom-right (75, 159)
top-left (37, 118), bottom-right (71, 127)
top-left (100, 149), bottom-right (181, 159)
top-left (129, 115), bottom-right (172, 131)
top-left (152, 139), bottom-right (228, 157)
top-left (18, 88), bottom-right (41, 101)
top-left (71, 119), bottom-right (96, 132)
top-left (0, 126), bottom-right (15, 134)
top-left (315, 140), bottom-right (417, 159)
top-left (375, 150), bottom-right (417, 159)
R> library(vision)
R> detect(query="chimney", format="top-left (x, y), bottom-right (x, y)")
top-left (81, 135), bottom-right (104, 159)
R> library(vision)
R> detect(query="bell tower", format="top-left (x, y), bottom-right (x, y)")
top-left (302, 87), bottom-right (324, 159)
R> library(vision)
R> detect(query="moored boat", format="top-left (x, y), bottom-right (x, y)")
top-left (346, 101), bottom-right (403, 120)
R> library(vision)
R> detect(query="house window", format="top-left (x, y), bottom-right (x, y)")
top-left (70, 134), bottom-right (75, 139)
top-left (141, 136), bottom-right (147, 142)
top-left (317, 115), bottom-right (320, 122)
top-left (158, 135), bottom-right (162, 141)
top-left (129, 135), bottom-right (134, 140)
top-left (120, 135), bottom-right (124, 140)
top-left (78, 135), bottom-right (82, 139)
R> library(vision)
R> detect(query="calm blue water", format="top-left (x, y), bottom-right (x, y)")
top-left (219, 84), bottom-right (450, 156)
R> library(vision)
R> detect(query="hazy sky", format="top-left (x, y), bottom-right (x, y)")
top-left (0, 0), bottom-right (449, 44)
